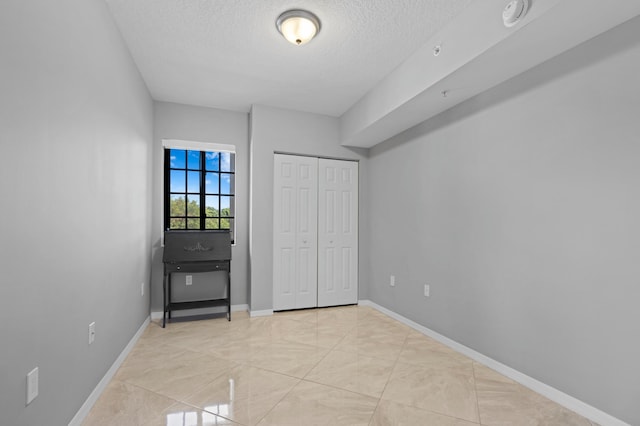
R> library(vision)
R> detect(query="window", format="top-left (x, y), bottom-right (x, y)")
top-left (164, 147), bottom-right (235, 242)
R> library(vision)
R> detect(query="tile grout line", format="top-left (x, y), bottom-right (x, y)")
top-left (123, 321), bottom-right (257, 425)
top-left (471, 361), bottom-right (484, 425)
top-left (254, 308), bottom-right (382, 425)
top-left (251, 310), bottom-right (358, 426)
top-left (172, 308), bottom-right (469, 424)
top-left (96, 306), bottom-right (499, 425)
top-left (371, 329), bottom-right (478, 425)
top-left (372, 325), bottom-right (484, 425)
top-left (252, 377), bottom-right (304, 426)
top-left (366, 326), bottom-right (412, 425)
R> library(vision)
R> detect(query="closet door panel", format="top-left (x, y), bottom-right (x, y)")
top-left (340, 173), bottom-right (358, 302)
top-left (273, 155), bottom-right (297, 310)
top-left (273, 154), bottom-right (318, 310)
top-left (294, 158), bottom-right (318, 308)
top-left (318, 159), bottom-right (358, 307)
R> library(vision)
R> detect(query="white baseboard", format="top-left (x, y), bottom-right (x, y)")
top-left (150, 304), bottom-right (249, 320)
top-left (232, 304), bottom-right (249, 313)
top-left (249, 308), bottom-right (274, 317)
top-left (68, 316), bottom-right (150, 426)
top-left (358, 299), bottom-right (629, 426)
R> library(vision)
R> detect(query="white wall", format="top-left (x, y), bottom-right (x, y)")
top-left (249, 105), bottom-right (369, 312)
top-left (366, 17), bottom-right (640, 425)
top-left (0, 1), bottom-right (153, 425)
top-left (151, 102), bottom-right (250, 312)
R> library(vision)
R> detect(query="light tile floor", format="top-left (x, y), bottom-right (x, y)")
top-left (83, 305), bottom-right (597, 426)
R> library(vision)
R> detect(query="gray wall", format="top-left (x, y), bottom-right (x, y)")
top-left (152, 102), bottom-right (250, 312)
top-left (249, 105), bottom-right (369, 312)
top-left (0, 1), bottom-right (153, 425)
top-left (367, 17), bottom-right (640, 425)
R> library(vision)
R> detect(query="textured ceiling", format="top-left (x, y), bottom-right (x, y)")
top-left (105, 0), bottom-right (474, 116)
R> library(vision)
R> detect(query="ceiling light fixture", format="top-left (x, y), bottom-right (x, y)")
top-left (276, 9), bottom-right (321, 46)
top-left (502, 0), bottom-right (529, 28)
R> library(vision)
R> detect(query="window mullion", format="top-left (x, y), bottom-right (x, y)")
top-left (218, 155), bottom-right (222, 230)
top-left (200, 151), bottom-right (206, 230)
top-left (182, 164), bottom-right (187, 220)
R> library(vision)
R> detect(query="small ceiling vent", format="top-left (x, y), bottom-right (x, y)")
top-left (503, 0), bottom-right (530, 28)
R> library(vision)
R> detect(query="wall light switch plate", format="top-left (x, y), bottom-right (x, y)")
top-left (186, 275), bottom-right (193, 286)
top-left (424, 284), bottom-right (430, 297)
top-left (88, 322), bottom-right (96, 345)
top-left (390, 275), bottom-right (396, 287)
top-left (26, 367), bottom-right (38, 405)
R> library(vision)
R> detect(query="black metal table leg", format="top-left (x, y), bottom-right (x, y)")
top-left (167, 273), bottom-right (172, 321)
top-left (162, 267), bottom-right (167, 328)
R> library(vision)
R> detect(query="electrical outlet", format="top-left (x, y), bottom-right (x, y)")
top-left (26, 367), bottom-right (38, 405)
top-left (88, 322), bottom-right (96, 345)
top-left (186, 275), bottom-right (193, 286)
top-left (424, 284), bottom-right (430, 297)
top-left (390, 275), bottom-right (395, 287)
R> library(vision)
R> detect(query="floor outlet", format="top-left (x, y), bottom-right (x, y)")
top-left (390, 275), bottom-right (395, 287)
top-left (186, 275), bottom-right (193, 286)
top-left (424, 284), bottom-right (430, 297)
top-left (88, 322), bottom-right (96, 345)
top-left (26, 367), bottom-right (38, 405)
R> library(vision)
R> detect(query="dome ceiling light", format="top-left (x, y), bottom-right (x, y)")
top-left (502, 0), bottom-right (530, 27)
top-left (276, 9), bottom-right (321, 45)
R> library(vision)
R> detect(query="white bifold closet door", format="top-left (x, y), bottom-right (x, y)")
top-left (273, 154), bottom-right (318, 310)
top-left (273, 154), bottom-right (359, 311)
top-left (317, 158), bottom-right (359, 307)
